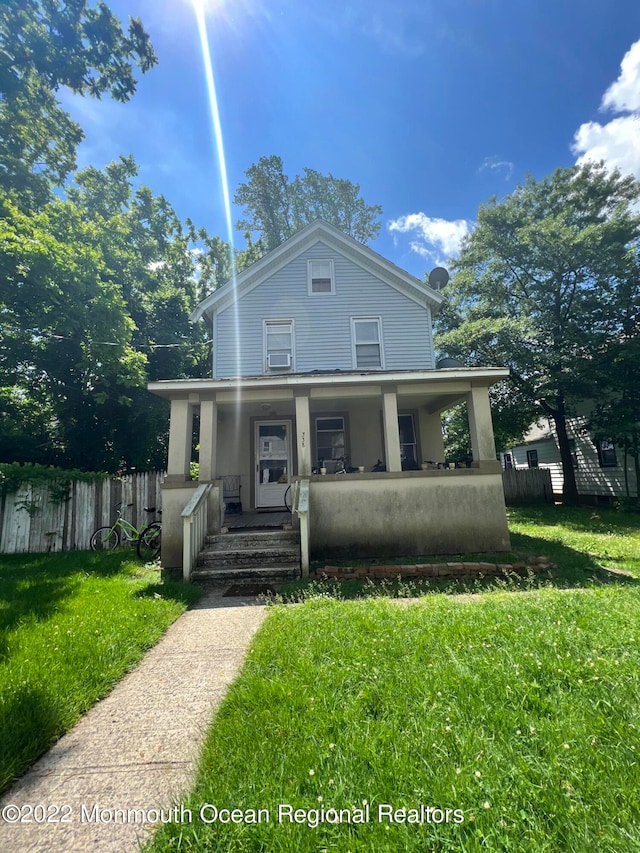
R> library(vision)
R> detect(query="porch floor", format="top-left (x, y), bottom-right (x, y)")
top-left (224, 510), bottom-right (292, 530)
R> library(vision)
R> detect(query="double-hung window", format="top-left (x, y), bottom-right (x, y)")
top-left (352, 317), bottom-right (383, 369)
top-left (526, 449), bottom-right (539, 469)
top-left (568, 438), bottom-right (578, 468)
top-left (264, 320), bottom-right (293, 371)
top-left (308, 260), bottom-right (334, 295)
top-left (596, 439), bottom-right (617, 468)
top-left (315, 417), bottom-right (346, 467)
top-left (398, 414), bottom-right (417, 466)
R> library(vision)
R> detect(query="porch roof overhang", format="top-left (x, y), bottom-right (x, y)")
top-left (148, 367), bottom-right (510, 414)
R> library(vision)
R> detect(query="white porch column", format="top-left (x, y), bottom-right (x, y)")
top-left (467, 386), bottom-right (497, 465)
top-left (294, 391), bottom-right (312, 475)
top-left (382, 387), bottom-right (402, 472)
top-left (198, 399), bottom-right (218, 482)
top-left (166, 398), bottom-right (194, 481)
top-left (418, 410), bottom-right (445, 463)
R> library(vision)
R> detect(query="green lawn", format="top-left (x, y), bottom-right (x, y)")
top-left (508, 505), bottom-right (640, 578)
top-left (0, 550), bottom-right (200, 792)
top-left (274, 505), bottom-right (640, 600)
top-left (150, 506), bottom-right (640, 852)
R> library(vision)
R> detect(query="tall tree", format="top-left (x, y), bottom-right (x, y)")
top-left (235, 155), bottom-right (382, 252)
top-left (0, 157), bottom-right (227, 470)
top-left (437, 162), bottom-right (640, 504)
top-left (0, 0), bottom-right (156, 206)
top-left (587, 252), bottom-right (640, 498)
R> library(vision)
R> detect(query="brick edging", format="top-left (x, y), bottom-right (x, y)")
top-left (314, 556), bottom-right (555, 582)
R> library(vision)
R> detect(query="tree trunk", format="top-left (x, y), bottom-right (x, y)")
top-left (552, 402), bottom-right (580, 506)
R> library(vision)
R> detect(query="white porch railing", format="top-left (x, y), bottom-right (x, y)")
top-left (181, 483), bottom-right (213, 582)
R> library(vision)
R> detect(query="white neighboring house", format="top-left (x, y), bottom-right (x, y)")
top-left (502, 416), bottom-right (638, 504)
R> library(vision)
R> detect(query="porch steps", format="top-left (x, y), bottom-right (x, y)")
top-left (191, 529), bottom-right (301, 584)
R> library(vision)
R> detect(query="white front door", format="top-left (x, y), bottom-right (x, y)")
top-left (255, 421), bottom-right (291, 508)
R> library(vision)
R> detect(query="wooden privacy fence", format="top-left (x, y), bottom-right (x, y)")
top-left (0, 472), bottom-right (164, 554)
top-left (502, 468), bottom-right (553, 505)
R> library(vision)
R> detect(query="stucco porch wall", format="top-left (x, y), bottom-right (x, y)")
top-left (308, 468), bottom-right (511, 559)
top-left (160, 480), bottom-right (223, 569)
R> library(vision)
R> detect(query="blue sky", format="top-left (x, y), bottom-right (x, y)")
top-left (61, 0), bottom-right (640, 279)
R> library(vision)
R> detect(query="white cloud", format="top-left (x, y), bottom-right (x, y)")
top-left (572, 39), bottom-right (640, 179)
top-left (573, 116), bottom-right (640, 177)
top-left (388, 213), bottom-right (474, 265)
top-left (602, 40), bottom-right (640, 113)
top-left (479, 155), bottom-right (514, 180)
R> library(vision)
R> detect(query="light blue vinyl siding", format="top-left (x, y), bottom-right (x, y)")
top-left (214, 241), bottom-right (434, 377)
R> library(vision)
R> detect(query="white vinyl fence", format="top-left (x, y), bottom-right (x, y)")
top-left (0, 472), bottom-right (164, 554)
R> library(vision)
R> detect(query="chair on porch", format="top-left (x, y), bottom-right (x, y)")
top-left (222, 475), bottom-right (242, 514)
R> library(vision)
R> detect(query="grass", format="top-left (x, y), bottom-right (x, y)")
top-left (148, 506), bottom-right (640, 852)
top-left (508, 505), bottom-right (640, 578)
top-left (0, 550), bottom-right (201, 792)
top-left (273, 504), bottom-right (640, 600)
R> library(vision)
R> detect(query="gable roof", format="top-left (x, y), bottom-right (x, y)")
top-left (191, 219), bottom-right (445, 324)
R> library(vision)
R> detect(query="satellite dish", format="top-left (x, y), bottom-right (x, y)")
top-left (428, 267), bottom-right (450, 291)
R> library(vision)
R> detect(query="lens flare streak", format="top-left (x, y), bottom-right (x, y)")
top-left (192, 0), bottom-right (242, 394)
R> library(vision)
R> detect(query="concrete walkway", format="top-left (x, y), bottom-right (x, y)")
top-left (0, 587), bottom-right (267, 853)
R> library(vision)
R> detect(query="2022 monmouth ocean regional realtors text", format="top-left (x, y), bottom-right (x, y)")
top-left (0, 802), bottom-right (465, 827)
top-left (83, 802), bottom-right (465, 827)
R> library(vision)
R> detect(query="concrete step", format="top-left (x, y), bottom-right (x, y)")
top-left (206, 530), bottom-right (299, 550)
top-left (191, 565), bottom-right (300, 583)
top-left (199, 546), bottom-right (300, 567)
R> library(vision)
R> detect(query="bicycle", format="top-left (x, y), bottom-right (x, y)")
top-left (137, 519), bottom-right (162, 561)
top-left (90, 503), bottom-right (162, 560)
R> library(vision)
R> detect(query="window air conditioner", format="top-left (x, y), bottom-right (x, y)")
top-left (267, 352), bottom-right (292, 369)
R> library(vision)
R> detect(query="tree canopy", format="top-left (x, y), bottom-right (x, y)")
top-left (0, 0), bottom-right (156, 206)
top-left (437, 162), bottom-right (640, 503)
top-left (0, 156), bottom-right (222, 470)
top-left (234, 154), bottom-right (382, 253)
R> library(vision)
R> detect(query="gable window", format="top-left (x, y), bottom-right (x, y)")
top-left (264, 320), bottom-right (293, 371)
top-left (315, 416), bottom-right (346, 468)
top-left (526, 449), bottom-right (539, 468)
top-left (596, 439), bottom-right (617, 468)
top-left (308, 260), bottom-right (335, 295)
top-left (351, 317), bottom-right (383, 369)
top-left (398, 414), bottom-right (417, 467)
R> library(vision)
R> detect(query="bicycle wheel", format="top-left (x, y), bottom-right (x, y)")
top-left (284, 485), bottom-right (292, 512)
top-left (137, 522), bottom-right (162, 561)
top-left (90, 526), bottom-right (119, 551)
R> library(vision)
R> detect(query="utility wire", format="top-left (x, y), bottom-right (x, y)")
top-left (6, 329), bottom-right (212, 349)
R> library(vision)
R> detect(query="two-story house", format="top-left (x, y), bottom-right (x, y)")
top-left (149, 220), bottom-right (511, 575)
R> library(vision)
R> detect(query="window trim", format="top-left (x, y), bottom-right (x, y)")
top-left (307, 259), bottom-right (335, 296)
top-left (526, 449), bottom-right (539, 469)
top-left (596, 439), bottom-right (617, 468)
top-left (263, 319), bottom-right (295, 373)
top-left (351, 316), bottom-right (384, 370)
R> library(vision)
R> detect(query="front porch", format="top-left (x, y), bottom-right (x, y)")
top-left (149, 367), bottom-right (512, 573)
